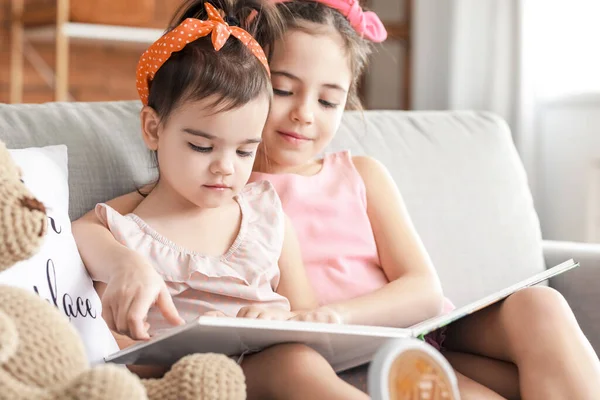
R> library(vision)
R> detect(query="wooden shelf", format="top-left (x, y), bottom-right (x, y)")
top-left (10, 0), bottom-right (167, 103)
top-left (20, 7), bottom-right (56, 26)
top-left (360, 1), bottom-right (412, 110)
top-left (384, 22), bottom-right (409, 41)
top-left (12, 0), bottom-right (413, 109)
top-left (19, 0), bottom-right (161, 28)
top-left (25, 22), bottom-right (163, 44)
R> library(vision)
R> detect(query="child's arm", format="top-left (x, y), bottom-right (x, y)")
top-left (276, 217), bottom-right (342, 323)
top-left (94, 278), bottom-right (169, 379)
top-left (72, 191), bottom-right (145, 283)
top-left (276, 215), bottom-right (319, 311)
top-left (72, 190), bottom-right (184, 339)
top-left (237, 216), bottom-right (332, 321)
top-left (324, 156), bottom-right (445, 328)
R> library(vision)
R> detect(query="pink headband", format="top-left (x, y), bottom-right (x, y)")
top-left (273, 0), bottom-right (387, 43)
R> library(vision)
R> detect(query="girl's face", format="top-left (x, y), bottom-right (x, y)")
top-left (142, 95), bottom-right (269, 209)
top-left (261, 25), bottom-right (353, 172)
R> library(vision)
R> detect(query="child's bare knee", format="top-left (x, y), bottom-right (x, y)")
top-left (244, 343), bottom-right (336, 397)
top-left (274, 343), bottom-right (333, 373)
top-left (272, 343), bottom-right (336, 380)
top-left (502, 287), bottom-right (579, 353)
top-left (505, 286), bottom-right (571, 325)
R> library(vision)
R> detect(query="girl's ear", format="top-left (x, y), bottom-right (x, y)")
top-left (140, 106), bottom-right (161, 151)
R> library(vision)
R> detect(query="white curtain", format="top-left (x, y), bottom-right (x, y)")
top-left (413, 0), bottom-right (600, 208)
top-left (446, 0), bottom-right (519, 126)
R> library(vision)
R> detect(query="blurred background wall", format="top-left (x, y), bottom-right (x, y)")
top-left (2, 0), bottom-right (600, 244)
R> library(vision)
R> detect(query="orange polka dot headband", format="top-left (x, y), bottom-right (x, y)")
top-left (136, 2), bottom-right (270, 105)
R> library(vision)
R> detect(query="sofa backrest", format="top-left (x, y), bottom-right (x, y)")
top-left (0, 101), bottom-right (545, 306)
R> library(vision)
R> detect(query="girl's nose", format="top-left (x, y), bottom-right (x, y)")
top-left (210, 156), bottom-right (234, 175)
top-left (291, 101), bottom-right (314, 125)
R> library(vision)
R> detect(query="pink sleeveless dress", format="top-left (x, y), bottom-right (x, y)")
top-left (253, 151), bottom-right (389, 305)
top-left (96, 180), bottom-right (291, 336)
top-left (251, 151), bottom-right (453, 313)
top-left (251, 151), bottom-right (453, 390)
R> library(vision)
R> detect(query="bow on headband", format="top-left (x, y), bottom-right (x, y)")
top-left (273, 0), bottom-right (387, 43)
top-left (136, 2), bottom-right (269, 105)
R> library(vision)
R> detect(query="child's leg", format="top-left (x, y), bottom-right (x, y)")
top-left (447, 352), bottom-right (518, 399)
top-left (454, 371), bottom-right (507, 400)
top-left (444, 286), bottom-right (600, 400)
top-left (241, 343), bottom-right (369, 400)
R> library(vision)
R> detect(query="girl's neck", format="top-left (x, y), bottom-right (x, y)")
top-left (253, 153), bottom-right (323, 177)
top-left (134, 180), bottom-right (234, 221)
top-left (131, 180), bottom-right (242, 257)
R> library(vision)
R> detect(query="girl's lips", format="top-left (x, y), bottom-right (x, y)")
top-left (277, 131), bottom-right (311, 141)
top-left (204, 184), bottom-right (230, 190)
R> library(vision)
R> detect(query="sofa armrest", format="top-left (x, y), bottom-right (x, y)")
top-left (543, 240), bottom-right (600, 354)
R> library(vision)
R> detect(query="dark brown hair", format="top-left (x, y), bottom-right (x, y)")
top-left (275, 1), bottom-right (372, 110)
top-left (147, 0), bottom-right (284, 121)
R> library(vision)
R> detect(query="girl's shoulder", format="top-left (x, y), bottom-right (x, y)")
top-left (238, 180), bottom-right (284, 220)
top-left (325, 151), bottom-right (382, 176)
top-left (95, 202), bottom-right (138, 231)
top-left (350, 154), bottom-right (391, 186)
top-left (239, 180), bottom-right (280, 206)
top-left (237, 180), bottom-right (286, 251)
top-left (324, 151), bottom-right (389, 188)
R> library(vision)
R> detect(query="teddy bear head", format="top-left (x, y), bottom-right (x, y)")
top-left (0, 141), bottom-right (146, 399)
top-left (0, 141), bottom-right (47, 272)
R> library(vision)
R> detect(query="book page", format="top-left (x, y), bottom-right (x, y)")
top-left (409, 259), bottom-right (578, 337)
top-left (106, 317), bottom-right (413, 372)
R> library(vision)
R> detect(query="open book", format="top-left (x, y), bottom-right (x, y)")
top-left (105, 259), bottom-right (578, 372)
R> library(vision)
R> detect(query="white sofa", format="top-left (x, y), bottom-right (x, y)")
top-left (1, 101), bottom-right (599, 354)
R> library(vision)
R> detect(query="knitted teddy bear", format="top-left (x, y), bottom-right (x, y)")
top-left (0, 140), bottom-right (246, 400)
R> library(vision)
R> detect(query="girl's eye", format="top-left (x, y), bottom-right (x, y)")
top-left (237, 150), bottom-right (255, 158)
top-left (319, 99), bottom-right (338, 109)
top-left (273, 88), bottom-right (292, 96)
top-left (188, 143), bottom-right (212, 153)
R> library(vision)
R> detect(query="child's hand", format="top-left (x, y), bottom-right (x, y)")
top-left (203, 310), bottom-right (228, 318)
top-left (289, 307), bottom-right (343, 324)
top-left (236, 306), bottom-right (294, 321)
top-left (102, 253), bottom-right (185, 340)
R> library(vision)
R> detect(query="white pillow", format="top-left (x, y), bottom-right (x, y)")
top-left (0, 145), bottom-right (119, 365)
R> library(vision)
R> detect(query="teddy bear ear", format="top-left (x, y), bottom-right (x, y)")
top-left (17, 166), bottom-right (24, 183)
top-left (0, 142), bottom-right (21, 180)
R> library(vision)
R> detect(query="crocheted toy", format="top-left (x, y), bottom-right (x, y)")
top-left (0, 141), bottom-right (246, 400)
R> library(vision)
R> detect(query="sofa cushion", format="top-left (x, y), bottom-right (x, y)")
top-left (0, 102), bottom-right (154, 221)
top-left (0, 102), bottom-right (545, 307)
